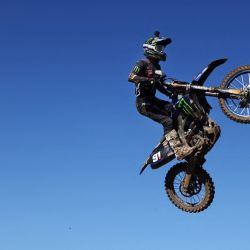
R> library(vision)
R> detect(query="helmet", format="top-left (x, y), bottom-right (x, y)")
top-left (143, 31), bottom-right (172, 61)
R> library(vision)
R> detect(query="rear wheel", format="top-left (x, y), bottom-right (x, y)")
top-left (219, 65), bottom-right (250, 123)
top-left (165, 162), bottom-right (215, 213)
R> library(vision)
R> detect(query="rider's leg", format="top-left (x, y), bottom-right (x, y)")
top-left (149, 98), bottom-right (195, 159)
top-left (136, 97), bottom-right (194, 159)
top-left (136, 97), bottom-right (173, 135)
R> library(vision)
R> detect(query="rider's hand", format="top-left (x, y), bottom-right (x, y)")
top-left (144, 78), bottom-right (155, 85)
top-left (144, 77), bottom-right (160, 85)
top-left (154, 74), bottom-right (166, 83)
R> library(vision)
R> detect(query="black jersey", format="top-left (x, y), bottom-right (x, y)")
top-left (128, 58), bottom-right (172, 98)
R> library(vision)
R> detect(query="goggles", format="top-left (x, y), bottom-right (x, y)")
top-left (143, 44), bottom-right (165, 53)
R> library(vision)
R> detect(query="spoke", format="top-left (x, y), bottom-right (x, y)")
top-left (248, 73), bottom-right (250, 85)
top-left (191, 195), bottom-right (197, 204)
top-left (195, 193), bottom-right (202, 203)
top-left (241, 75), bottom-right (244, 86)
top-left (235, 77), bottom-right (245, 87)
top-left (175, 176), bottom-right (180, 182)
top-left (240, 107), bottom-right (246, 115)
top-left (227, 100), bottom-right (236, 107)
top-left (176, 176), bottom-right (183, 182)
top-left (180, 172), bottom-right (185, 178)
top-left (227, 98), bottom-right (239, 107)
top-left (247, 108), bottom-right (250, 116)
top-left (174, 179), bottom-right (180, 183)
top-left (176, 172), bottom-right (185, 181)
top-left (228, 104), bottom-right (236, 111)
top-left (232, 79), bottom-right (243, 88)
top-left (233, 106), bottom-right (239, 112)
top-left (229, 82), bottom-right (239, 89)
top-left (190, 196), bottom-right (196, 205)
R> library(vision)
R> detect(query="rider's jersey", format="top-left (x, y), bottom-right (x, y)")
top-left (128, 58), bottom-right (172, 98)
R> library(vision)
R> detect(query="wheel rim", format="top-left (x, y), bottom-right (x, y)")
top-left (224, 71), bottom-right (250, 118)
top-left (173, 170), bottom-right (206, 207)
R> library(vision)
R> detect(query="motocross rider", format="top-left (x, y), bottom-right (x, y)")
top-left (128, 31), bottom-right (193, 160)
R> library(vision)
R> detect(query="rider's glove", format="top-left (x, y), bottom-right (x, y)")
top-left (138, 77), bottom-right (155, 86)
top-left (143, 77), bottom-right (162, 86)
top-left (154, 74), bottom-right (166, 83)
top-left (142, 75), bottom-right (166, 86)
top-left (143, 78), bottom-right (155, 86)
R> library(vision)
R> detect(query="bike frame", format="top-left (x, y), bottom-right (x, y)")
top-left (140, 58), bottom-right (243, 176)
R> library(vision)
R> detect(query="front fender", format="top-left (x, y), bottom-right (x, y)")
top-left (192, 59), bottom-right (227, 86)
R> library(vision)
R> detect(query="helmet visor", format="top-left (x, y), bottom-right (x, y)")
top-left (155, 45), bottom-right (165, 53)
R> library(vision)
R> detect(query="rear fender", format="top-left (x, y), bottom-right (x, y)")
top-left (139, 142), bottom-right (175, 174)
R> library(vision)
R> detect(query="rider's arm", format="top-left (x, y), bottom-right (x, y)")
top-left (156, 81), bottom-right (173, 97)
top-left (128, 60), bottom-right (152, 84)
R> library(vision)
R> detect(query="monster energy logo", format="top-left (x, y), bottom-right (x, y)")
top-left (177, 97), bottom-right (194, 115)
top-left (133, 65), bottom-right (140, 73)
top-left (146, 37), bottom-right (157, 45)
top-left (151, 39), bottom-right (157, 45)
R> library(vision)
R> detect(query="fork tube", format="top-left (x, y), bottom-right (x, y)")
top-left (182, 160), bottom-right (196, 190)
top-left (182, 173), bottom-right (193, 190)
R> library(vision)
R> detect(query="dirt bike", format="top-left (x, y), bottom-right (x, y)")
top-left (139, 59), bottom-right (250, 213)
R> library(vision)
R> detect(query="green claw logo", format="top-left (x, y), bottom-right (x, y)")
top-left (133, 65), bottom-right (140, 74)
top-left (177, 97), bottom-right (194, 115)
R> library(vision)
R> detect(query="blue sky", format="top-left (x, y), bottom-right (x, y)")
top-left (0, 0), bottom-right (250, 249)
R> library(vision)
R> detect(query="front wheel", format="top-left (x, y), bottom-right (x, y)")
top-left (165, 162), bottom-right (215, 213)
top-left (219, 65), bottom-right (250, 123)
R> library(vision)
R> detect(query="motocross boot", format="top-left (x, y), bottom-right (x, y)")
top-left (165, 129), bottom-right (195, 160)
